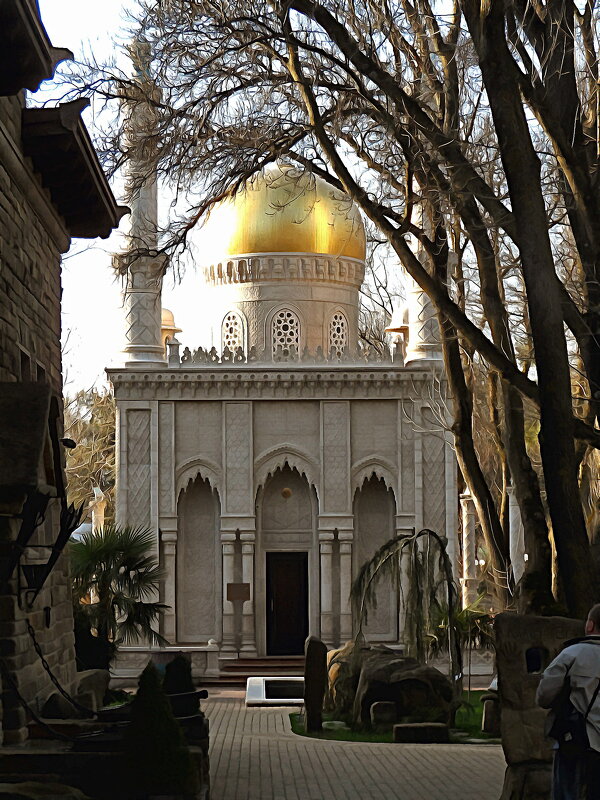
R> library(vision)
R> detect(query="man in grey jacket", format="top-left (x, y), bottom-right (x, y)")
top-left (537, 604), bottom-right (600, 799)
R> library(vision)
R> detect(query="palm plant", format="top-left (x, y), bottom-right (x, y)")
top-left (70, 524), bottom-right (168, 662)
top-left (426, 596), bottom-right (494, 660)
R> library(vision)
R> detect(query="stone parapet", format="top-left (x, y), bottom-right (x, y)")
top-left (108, 364), bottom-right (440, 402)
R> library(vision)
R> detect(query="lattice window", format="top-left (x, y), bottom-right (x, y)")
top-left (222, 310), bottom-right (244, 354)
top-left (272, 309), bottom-right (300, 359)
top-left (329, 312), bottom-right (348, 356)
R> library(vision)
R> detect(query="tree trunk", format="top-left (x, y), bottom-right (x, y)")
top-left (462, 0), bottom-right (596, 616)
top-left (460, 196), bottom-right (553, 610)
top-left (439, 313), bottom-right (509, 606)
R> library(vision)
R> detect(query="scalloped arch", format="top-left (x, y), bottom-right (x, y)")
top-left (352, 456), bottom-right (397, 495)
top-left (176, 456), bottom-right (222, 497)
top-left (254, 444), bottom-right (319, 498)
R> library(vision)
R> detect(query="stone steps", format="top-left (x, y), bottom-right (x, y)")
top-left (203, 656), bottom-right (305, 684)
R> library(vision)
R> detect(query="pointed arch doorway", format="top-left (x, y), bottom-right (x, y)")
top-left (256, 465), bottom-right (317, 656)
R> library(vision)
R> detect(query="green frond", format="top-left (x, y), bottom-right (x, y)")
top-left (116, 600), bottom-right (170, 647)
top-left (70, 523), bottom-right (170, 658)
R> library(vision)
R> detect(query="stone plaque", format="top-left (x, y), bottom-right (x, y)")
top-left (227, 582), bottom-right (251, 603)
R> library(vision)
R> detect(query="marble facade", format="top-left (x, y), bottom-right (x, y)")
top-left (109, 164), bottom-right (458, 674)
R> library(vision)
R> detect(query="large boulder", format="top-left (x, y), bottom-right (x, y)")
top-left (352, 648), bottom-right (453, 727)
top-left (326, 640), bottom-right (380, 716)
top-left (327, 641), bottom-right (453, 728)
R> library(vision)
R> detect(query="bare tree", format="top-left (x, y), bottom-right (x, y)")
top-left (59, 0), bottom-right (600, 615)
top-left (64, 389), bottom-right (116, 524)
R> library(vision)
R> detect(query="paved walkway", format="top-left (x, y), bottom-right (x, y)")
top-left (205, 690), bottom-right (506, 800)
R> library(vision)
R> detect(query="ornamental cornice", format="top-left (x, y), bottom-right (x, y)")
top-left (203, 252), bottom-right (365, 288)
top-left (107, 364), bottom-right (443, 402)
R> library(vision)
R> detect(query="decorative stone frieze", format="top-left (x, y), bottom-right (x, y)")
top-left (203, 253), bottom-right (365, 288)
top-left (108, 366), bottom-right (439, 402)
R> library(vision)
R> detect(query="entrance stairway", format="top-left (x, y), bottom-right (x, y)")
top-left (203, 656), bottom-right (305, 685)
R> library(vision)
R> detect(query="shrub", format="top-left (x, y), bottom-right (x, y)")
top-left (123, 662), bottom-right (198, 797)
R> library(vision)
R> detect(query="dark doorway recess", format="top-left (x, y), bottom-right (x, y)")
top-left (266, 551), bottom-right (308, 655)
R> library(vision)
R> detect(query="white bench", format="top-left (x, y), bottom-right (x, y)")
top-left (245, 676), bottom-right (305, 706)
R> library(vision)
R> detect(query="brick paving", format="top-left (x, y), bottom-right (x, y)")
top-left (205, 690), bottom-right (506, 799)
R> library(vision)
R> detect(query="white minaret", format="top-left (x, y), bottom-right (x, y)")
top-left (117, 40), bottom-right (166, 366)
top-left (403, 272), bottom-right (443, 366)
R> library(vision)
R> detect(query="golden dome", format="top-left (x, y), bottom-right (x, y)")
top-left (160, 308), bottom-right (181, 349)
top-left (199, 164), bottom-right (366, 263)
top-left (161, 308), bottom-right (177, 328)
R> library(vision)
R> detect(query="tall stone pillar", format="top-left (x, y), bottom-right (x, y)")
top-left (240, 533), bottom-right (257, 655)
top-left (161, 531), bottom-right (177, 641)
top-left (221, 533), bottom-right (237, 654)
top-left (117, 40), bottom-right (166, 367)
top-left (122, 253), bottom-right (166, 365)
top-left (460, 493), bottom-right (478, 607)
top-left (339, 532), bottom-right (353, 643)
top-left (319, 532), bottom-right (334, 647)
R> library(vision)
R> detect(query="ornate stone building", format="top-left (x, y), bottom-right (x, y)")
top-left (110, 164), bottom-right (458, 677)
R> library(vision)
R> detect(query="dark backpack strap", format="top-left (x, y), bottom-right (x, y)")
top-left (585, 679), bottom-right (600, 721)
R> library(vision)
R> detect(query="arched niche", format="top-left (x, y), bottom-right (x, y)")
top-left (353, 474), bottom-right (398, 641)
top-left (176, 475), bottom-right (221, 642)
top-left (261, 465), bottom-right (314, 532)
top-left (255, 464), bottom-right (319, 656)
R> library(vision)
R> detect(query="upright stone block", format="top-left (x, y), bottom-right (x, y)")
top-left (495, 613), bottom-right (584, 800)
top-left (304, 636), bottom-right (328, 733)
top-left (370, 701), bottom-right (397, 729)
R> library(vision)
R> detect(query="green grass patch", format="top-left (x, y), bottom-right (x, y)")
top-left (289, 711), bottom-right (393, 742)
top-left (289, 690), bottom-right (497, 743)
top-left (455, 690), bottom-right (490, 739)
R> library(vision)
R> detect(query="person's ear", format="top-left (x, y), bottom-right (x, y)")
top-left (586, 619), bottom-right (595, 635)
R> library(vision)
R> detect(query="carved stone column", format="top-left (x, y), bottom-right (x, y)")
top-left (404, 272), bottom-right (443, 367)
top-left (118, 42), bottom-right (166, 366)
top-left (460, 493), bottom-right (478, 607)
top-left (161, 531), bottom-right (177, 641)
top-left (119, 176), bottom-right (166, 365)
top-left (221, 532), bottom-right (237, 654)
top-left (122, 254), bottom-right (166, 365)
top-left (319, 532), bottom-right (334, 647)
top-left (338, 532), bottom-right (353, 643)
top-left (240, 533), bottom-right (257, 655)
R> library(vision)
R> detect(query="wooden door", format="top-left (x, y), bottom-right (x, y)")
top-left (266, 552), bottom-right (308, 655)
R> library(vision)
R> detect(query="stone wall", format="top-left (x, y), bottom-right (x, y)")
top-left (0, 92), bottom-right (76, 744)
top-left (0, 95), bottom-right (68, 391)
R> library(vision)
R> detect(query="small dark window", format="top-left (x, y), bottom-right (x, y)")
top-left (526, 647), bottom-right (548, 673)
top-left (19, 350), bottom-right (31, 381)
top-left (36, 363), bottom-right (46, 383)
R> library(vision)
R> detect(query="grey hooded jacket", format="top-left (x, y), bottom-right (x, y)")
top-left (536, 636), bottom-right (600, 752)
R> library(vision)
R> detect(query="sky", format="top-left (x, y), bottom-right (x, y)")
top-left (37, 0), bottom-right (209, 393)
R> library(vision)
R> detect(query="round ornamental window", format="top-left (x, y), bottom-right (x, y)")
top-left (272, 309), bottom-right (300, 358)
top-left (222, 311), bottom-right (244, 354)
top-left (329, 312), bottom-right (348, 356)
